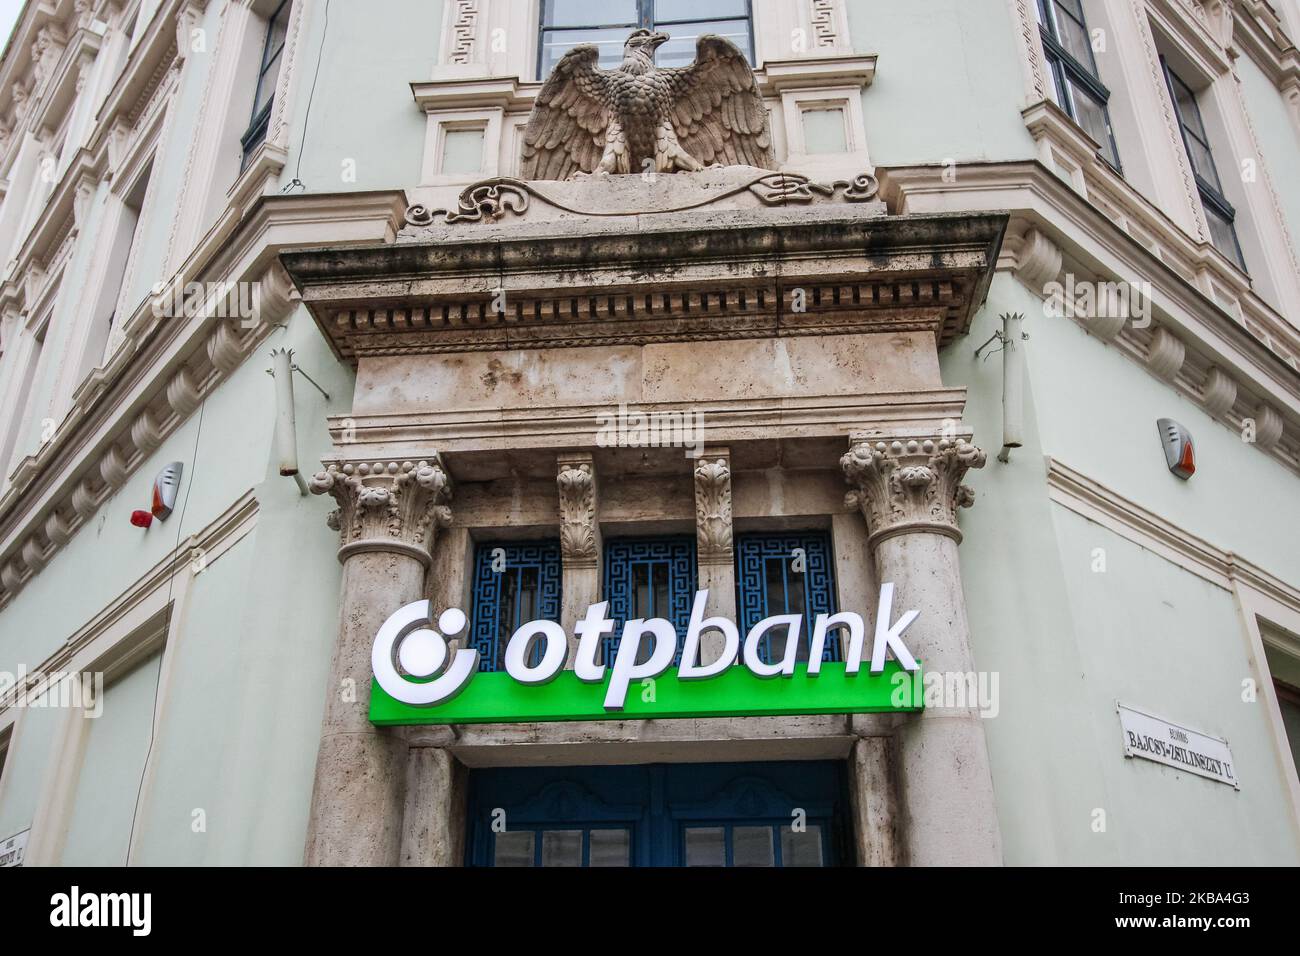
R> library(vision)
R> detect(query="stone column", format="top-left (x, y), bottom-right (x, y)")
top-left (847, 735), bottom-right (901, 867)
top-left (400, 732), bottom-right (468, 867)
top-left (841, 435), bottom-right (1002, 866)
top-left (305, 458), bottom-right (453, 866)
top-left (693, 450), bottom-right (735, 660)
top-left (557, 453), bottom-right (601, 661)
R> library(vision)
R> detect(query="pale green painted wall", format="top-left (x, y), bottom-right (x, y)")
top-left (944, 275), bottom-right (1300, 864)
top-left (60, 648), bottom-right (162, 866)
top-left (0, 304), bottom-right (352, 860)
top-left (0, 702), bottom-right (60, 844)
top-left (1236, 55), bottom-right (1300, 262)
top-left (282, 0), bottom-right (442, 193)
top-left (845, 0), bottom-right (1038, 164)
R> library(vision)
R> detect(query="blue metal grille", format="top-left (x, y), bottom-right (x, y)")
top-left (602, 536), bottom-right (697, 665)
top-left (736, 532), bottom-right (839, 663)
top-left (470, 541), bottom-right (562, 672)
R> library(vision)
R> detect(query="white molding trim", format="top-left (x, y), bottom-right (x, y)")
top-left (1045, 456), bottom-right (1300, 608)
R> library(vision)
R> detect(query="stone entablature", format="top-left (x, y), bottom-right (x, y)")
top-left (282, 186), bottom-right (1006, 366)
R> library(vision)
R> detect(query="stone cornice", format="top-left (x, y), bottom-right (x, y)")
top-left (0, 190), bottom-right (409, 612)
top-left (282, 204), bottom-right (1007, 363)
top-left (878, 161), bottom-right (1300, 475)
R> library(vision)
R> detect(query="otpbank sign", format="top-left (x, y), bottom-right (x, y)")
top-left (369, 586), bottom-right (923, 725)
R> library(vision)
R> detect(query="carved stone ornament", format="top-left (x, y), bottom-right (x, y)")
top-left (694, 457), bottom-right (733, 561)
top-left (840, 437), bottom-right (986, 547)
top-left (310, 459), bottom-right (452, 566)
top-left (556, 459), bottom-right (598, 566)
top-left (521, 29), bottom-right (772, 179)
top-left (402, 170), bottom-right (880, 233)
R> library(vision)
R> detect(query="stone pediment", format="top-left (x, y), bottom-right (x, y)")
top-left (400, 166), bottom-right (884, 238)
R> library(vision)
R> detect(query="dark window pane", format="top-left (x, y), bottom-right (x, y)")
top-left (733, 826), bottom-right (775, 866)
top-left (1186, 136), bottom-right (1222, 193)
top-left (1203, 199), bottom-right (1245, 270)
top-left (684, 827), bottom-right (725, 866)
top-left (1067, 77), bottom-right (1117, 166)
top-left (589, 829), bottom-right (631, 866)
top-left (544, 0), bottom-right (638, 27)
top-left (494, 831), bottom-right (535, 866)
top-left (655, 0), bottom-right (748, 20)
top-left (541, 830), bottom-right (583, 866)
top-left (656, 19), bottom-right (751, 66)
top-left (781, 825), bottom-right (825, 866)
top-left (1052, 2), bottom-right (1094, 70)
top-left (1171, 74), bottom-right (1210, 143)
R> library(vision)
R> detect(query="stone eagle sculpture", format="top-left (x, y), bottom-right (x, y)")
top-left (521, 29), bottom-right (773, 180)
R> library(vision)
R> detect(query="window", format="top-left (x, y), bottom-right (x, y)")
top-left (602, 536), bottom-right (697, 665)
top-left (469, 541), bottom-right (562, 672)
top-left (1035, 0), bottom-right (1121, 170)
top-left (538, 0), bottom-right (753, 77)
top-left (1160, 59), bottom-right (1246, 271)
top-left (1276, 679), bottom-right (1300, 781)
top-left (735, 531), bottom-right (839, 666)
top-left (240, 0), bottom-right (291, 169)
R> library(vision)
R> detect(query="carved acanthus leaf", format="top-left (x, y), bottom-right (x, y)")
top-left (310, 458), bottom-right (452, 562)
top-left (841, 437), bottom-right (986, 546)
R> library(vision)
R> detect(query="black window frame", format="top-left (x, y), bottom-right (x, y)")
top-left (1035, 0), bottom-right (1122, 173)
top-left (1160, 57), bottom-right (1247, 272)
top-left (240, 0), bottom-right (291, 170)
top-left (536, 0), bottom-right (755, 80)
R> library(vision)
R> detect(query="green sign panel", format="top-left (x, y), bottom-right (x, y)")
top-left (370, 661), bottom-right (923, 725)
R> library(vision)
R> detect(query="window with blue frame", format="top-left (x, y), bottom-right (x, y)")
top-left (736, 531), bottom-right (838, 665)
top-left (1160, 59), bottom-right (1247, 272)
top-left (538, 0), bottom-right (754, 77)
top-left (469, 541), bottom-right (562, 672)
top-left (1035, 0), bottom-right (1121, 171)
top-left (602, 536), bottom-right (697, 664)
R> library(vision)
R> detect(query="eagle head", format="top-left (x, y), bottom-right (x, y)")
top-left (622, 28), bottom-right (670, 69)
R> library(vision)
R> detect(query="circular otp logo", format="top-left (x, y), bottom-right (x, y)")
top-left (371, 601), bottom-right (479, 706)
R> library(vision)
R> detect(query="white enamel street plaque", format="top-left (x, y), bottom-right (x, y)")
top-left (0, 828), bottom-right (28, 867)
top-left (1117, 703), bottom-right (1238, 789)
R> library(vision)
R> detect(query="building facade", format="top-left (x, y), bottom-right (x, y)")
top-left (0, 0), bottom-right (1298, 867)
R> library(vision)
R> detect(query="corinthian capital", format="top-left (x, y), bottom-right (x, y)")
top-left (840, 436), bottom-right (985, 546)
top-left (557, 454), bottom-right (599, 567)
top-left (310, 457), bottom-right (452, 565)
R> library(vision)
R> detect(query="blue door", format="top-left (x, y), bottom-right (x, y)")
top-left (465, 762), bottom-right (850, 866)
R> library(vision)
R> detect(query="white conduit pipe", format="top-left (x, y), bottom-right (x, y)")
top-left (271, 347), bottom-right (308, 495)
top-left (998, 312), bottom-right (1025, 463)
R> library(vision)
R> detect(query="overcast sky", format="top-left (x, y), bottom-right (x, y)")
top-left (1, 0), bottom-right (24, 52)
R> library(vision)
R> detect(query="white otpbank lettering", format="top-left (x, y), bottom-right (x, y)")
top-left (372, 584), bottom-right (920, 710)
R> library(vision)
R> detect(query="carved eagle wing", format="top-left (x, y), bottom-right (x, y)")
top-left (520, 45), bottom-right (610, 181)
top-left (666, 35), bottom-right (773, 169)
